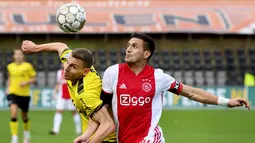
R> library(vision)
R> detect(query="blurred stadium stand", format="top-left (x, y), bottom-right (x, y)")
top-left (0, 0), bottom-right (255, 88)
top-left (1, 38), bottom-right (254, 88)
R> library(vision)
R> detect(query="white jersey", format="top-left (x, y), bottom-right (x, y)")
top-left (55, 69), bottom-right (75, 110)
top-left (102, 63), bottom-right (183, 143)
top-left (56, 69), bottom-right (70, 99)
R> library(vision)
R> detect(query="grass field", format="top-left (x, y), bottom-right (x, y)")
top-left (0, 109), bottom-right (254, 143)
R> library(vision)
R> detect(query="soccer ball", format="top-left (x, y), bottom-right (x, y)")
top-left (56, 3), bottom-right (86, 33)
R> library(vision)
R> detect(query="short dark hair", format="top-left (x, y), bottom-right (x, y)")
top-left (131, 32), bottom-right (155, 60)
top-left (72, 48), bottom-right (94, 68)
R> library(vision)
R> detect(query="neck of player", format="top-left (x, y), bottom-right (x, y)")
top-left (15, 60), bottom-right (24, 65)
top-left (128, 60), bottom-right (147, 76)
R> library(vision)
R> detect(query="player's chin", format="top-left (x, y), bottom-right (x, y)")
top-left (63, 75), bottom-right (71, 80)
top-left (125, 58), bottom-right (132, 63)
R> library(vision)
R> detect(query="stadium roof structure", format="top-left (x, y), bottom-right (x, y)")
top-left (0, 0), bottom-right (254, 34)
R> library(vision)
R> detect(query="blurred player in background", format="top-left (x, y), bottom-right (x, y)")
top-left (49, 63), bottom-right (81, 135)
top-left (100, 32), bottom-right (250, 143)
top-left (6, 49), bottom-right (36, 143)
top-left (21, 41), bottom-right (116, 143)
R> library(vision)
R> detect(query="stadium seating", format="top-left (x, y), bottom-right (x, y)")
top-left (1, 47), bottom-right (253, 88)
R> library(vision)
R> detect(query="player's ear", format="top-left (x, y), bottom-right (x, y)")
top-left (143, 51), bottom-right (151, 59)
top-left (83, 68), bottom-right (90, 76)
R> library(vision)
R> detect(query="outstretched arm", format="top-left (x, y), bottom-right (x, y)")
top-left (161, 72), bottom-right (250, 110)
top-left (21, 40), bottom-right (68, 55)
top-left (180, 84), bottom-right (250, 109)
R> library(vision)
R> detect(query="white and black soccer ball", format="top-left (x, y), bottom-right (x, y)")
top-left (56, 3), bottom-right (86, 33)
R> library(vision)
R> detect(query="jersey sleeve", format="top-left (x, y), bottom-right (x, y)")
top-left (161, 72), bottom-right (183, 95)
top-left (7, 64), bottom-right (11, 73)
top-left (102, 65), bottom-right (115, 94)
top-left (81, 90), bottom-right (103, 117)
top-left (79, 76), bottom-right (103, 117)
top-left (27, 63), bottom-right (36, 77)
top-left (59, 49), bottom-right (72, 63)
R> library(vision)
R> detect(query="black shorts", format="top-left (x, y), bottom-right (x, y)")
top-left (7, 94), bottom-right (30, 112)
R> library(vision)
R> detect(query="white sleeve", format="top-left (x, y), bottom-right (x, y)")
top-left (156, 69), bottom-right (183, 95)
top-left (56, 70), bottom-right (62, 84)
top-left (102, 65), bottom-right (118, 94)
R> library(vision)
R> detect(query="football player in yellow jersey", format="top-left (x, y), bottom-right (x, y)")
top-left (21, 41), bottom-right (116, 143)
top-left (6, 49), bottom-right (36, 143)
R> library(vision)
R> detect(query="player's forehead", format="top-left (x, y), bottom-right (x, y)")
top-left (14, 49), bottom-right (23, 55)
top-left (67, 53), bottom-right (83, 67)
top-left (128, 38), bottom-right (143, 45)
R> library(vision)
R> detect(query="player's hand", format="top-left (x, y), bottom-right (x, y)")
top-left (73, 133), bottom-right (90, 143)
top-left (21, 40), bottom-right (37, 54)
top-left (5, 89), bottom-right (10, 96)
top-left (20, 82), bottom-right (27, 87)
top-left (228, 98), bottom-right (250, 110)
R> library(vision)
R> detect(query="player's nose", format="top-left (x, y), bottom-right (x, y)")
top-left (126, 47), bottom-right (131, 53)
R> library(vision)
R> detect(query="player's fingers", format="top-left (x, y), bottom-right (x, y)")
top-left (22, 43), bottom-right (27, 48)
top-left (21, 46), bottom-right (25, 51)
top-left (239, 99), bottom-right (250, 110)
top-left (243, 101), bottom-right (250, 110)
top-left (73, 139), bottom-right (78, 143)
top-left (21, 46), bottom-right (27, 52)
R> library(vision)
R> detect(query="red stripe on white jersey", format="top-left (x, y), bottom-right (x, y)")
top-left (157, 126), bottom-right (162, 143)
top-left (153, 126), bottom-right (159, 143)
top-left (153, 126), bottom-right (162, 143)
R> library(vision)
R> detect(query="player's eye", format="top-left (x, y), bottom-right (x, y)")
top-left (132, 44), bottom-right (138, 48)
top-left (72, 65), bottom-right (78, 69)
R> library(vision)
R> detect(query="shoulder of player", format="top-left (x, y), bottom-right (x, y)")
top-left (104, 64), bottom-right (119, 75)
top-left (60, 49), bottom-right (72, 59)
top-left (61, 48), bottom-right (72, 55)
top-left (7, 62), bottom-right (14, 67)
top-left (57, 69), bottom-right (62, 74)
top-left (106, 64), bottom-right (119, 70)
top-left (154, 68), bottom-right (164, 75)
top-left (77, 76), bottom-right (101, 95)
top-left (82, 73), bottom-right (101, 87)
top-left (23, 62), bottom-right (33, 66)
top-left (154, 68), bottom-right (173, 80)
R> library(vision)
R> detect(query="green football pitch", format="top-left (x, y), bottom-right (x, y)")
top-left (0, 109), bottom-right (254, 143)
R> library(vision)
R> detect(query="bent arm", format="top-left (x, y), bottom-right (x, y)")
top-left (82, 117), bottom-right (100, 138)
top-left (34, 42), bottom-right (68, 56)
top-left (21, 40), bottom-right (69, 56)
top-left (89, 106), bottom-right (115, 143)
top-left (24, 77), bottom-right (36, 85)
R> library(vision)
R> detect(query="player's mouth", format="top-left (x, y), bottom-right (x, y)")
top-left (125, 54), bottom-right (131, 59)
top-left (64, 71), bottom-right (69, 78)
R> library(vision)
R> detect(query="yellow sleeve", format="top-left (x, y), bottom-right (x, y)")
top-left (7, 64), bottom-right (11, 74)
top-left (59, 49), bottom-right (72, 63)
top-left (27, 63), bottom-right (36, 77)
top-left (80, 90), bottom-right (103, 117)
top-left (79, 78), bottom-right (103, 117)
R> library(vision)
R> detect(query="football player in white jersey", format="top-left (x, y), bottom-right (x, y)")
top-left (99, 32), bottom-right (250, 143)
